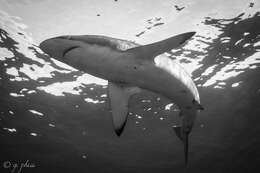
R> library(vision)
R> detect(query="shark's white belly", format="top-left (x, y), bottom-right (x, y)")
top-left (67, 49), bottom-right (198, 107)
top-left (63, 40), bottom-right (200, 109)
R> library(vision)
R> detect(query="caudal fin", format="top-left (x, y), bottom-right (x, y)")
top-left (173, 125), bottom-right (189, 166)
top-left (126, 32), bottom-right (196, 59)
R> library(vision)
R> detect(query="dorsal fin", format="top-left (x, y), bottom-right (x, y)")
top-left (126, 32), bottom-right (195, 59)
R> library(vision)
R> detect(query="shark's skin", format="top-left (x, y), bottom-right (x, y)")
top-left (40, 33), bottom-right (203, 164)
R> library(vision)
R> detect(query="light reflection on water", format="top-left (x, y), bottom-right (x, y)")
top-left (0, 2), bottom-right (260, 173)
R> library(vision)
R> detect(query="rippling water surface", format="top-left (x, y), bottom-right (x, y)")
top-left (0, 1), bottom-right (260, 173)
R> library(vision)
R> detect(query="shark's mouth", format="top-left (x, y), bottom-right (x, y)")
top-left (63, 46), bottom-right (80, 57)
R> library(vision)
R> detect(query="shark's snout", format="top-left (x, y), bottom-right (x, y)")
top-left (39, 36), bottom-right (75, 58)
top-left (40, 38), bottom-right (54, 53)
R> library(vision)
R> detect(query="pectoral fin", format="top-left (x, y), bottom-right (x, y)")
top-left (126, 32), bottom-right (195, 59)
top-left (108, 82), bottom-right (141, 136)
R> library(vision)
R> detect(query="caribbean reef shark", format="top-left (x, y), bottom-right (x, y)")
top-left (40, 32), bottom-right (203, 165)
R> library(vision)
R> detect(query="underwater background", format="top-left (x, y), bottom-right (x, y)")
top-left (0, 0), bottom-right (260, 172)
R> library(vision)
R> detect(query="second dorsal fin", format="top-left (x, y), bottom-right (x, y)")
top-left (126, 32), bottom-right (195, 59)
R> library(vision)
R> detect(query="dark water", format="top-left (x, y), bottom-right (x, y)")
top-left (0, 9), bottom-right (260, 173)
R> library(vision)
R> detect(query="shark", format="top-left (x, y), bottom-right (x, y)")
top-left (39, 32), bottom-right (203, 164)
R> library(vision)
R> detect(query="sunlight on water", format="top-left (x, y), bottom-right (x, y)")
top-left (0, 3), bottom-right (259, 131)
top-left (84, 98), bottom-right (105, 104)
top-left (48, 123), bottom-right (55, 127)
top-left (203, 52), bottom-right (260, 87)
top-left (10, 92), bottom-right (24, 97)
top-left (0, 47), bottom-right (14, 60)
top-left (231, 81), bottom-right (242, 87)
top-left (165, 103), bottom-right (174, 110)
top-left (3, 128), bottom-right (17, 133)
top-left (6, 67), bottom-right (19, 76)
top-left (2, 6), bottom-right (259, 96)
top-left (37, 82), bottom-right (83, 96)
top-left (30, 132), bottom-right (38, 136)
top-left (0, 1), bottom-right (259, 172)
top-left (28, 109), bottom-right (44, 116)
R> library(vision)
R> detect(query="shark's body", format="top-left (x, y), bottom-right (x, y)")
top-left (40, 33), bottom-right (203, 164)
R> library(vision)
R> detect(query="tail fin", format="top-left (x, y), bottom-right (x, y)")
top-left (126, 32), bottom-right (195, 59)
top-left (173, 125), bottom-right (189, 166)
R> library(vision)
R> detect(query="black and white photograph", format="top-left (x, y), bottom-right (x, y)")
top-left (0, 0), bottom-right (259, 172)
